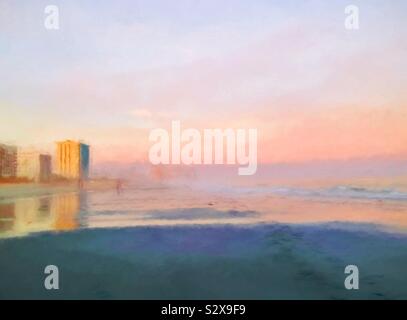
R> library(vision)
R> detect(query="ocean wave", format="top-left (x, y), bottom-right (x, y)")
top-left (206, 185), bottom-right (407, 201)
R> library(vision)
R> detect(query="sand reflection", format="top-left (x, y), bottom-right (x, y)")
top-left (0, 192), bottom-right (83, 238)
top-left (1, 185), bottom-right (407, 238)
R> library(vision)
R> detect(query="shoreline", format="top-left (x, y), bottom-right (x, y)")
top-left (0, 179), bottom-right (117, 201)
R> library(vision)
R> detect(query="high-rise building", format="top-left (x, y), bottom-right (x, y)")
top-left (17, 151), bottom-right (52, 182)
top-left (0, 144), bottom-right (17, 178)
top-left (56, 140), bottom-right (90, 179)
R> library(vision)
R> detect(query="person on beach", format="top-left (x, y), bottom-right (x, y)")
top-left (116, 179), bottom-right (123, 195)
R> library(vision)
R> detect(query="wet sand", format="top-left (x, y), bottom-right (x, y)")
top-left (0, 223), bottom-right (406, 299)
top-left (0, 179), bottom-right (117, 201)
top-left (0, 184), bottom-right (407, 299)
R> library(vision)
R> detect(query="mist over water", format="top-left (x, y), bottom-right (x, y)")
top-left (2, 173), bottom-right (407, 239)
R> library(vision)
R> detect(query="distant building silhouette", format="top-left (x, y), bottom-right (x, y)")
top-left (17, 151), bottom-right (51, 182)
top-left (0, 144), bottom-right (17, 177)
top-left (56, 140), bottom-right (90, 179)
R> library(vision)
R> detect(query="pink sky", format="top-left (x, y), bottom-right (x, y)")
top-left (1, 1), bottom-right (406, 166)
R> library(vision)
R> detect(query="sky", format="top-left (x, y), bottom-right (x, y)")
top-left (0, 0), bottom-right (406, 166)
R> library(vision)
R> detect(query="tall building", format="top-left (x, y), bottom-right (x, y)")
top-left (0, 144), bottom-right (17, 178)
top-left (17, 151), bottom-right (52, 182)
top-left (56, 140), bottom-right (90, 179)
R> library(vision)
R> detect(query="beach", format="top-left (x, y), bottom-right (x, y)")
top-left (0, 182), bottom-right (407, 299)
top-left (0, 223), bottom-right (406, 299)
